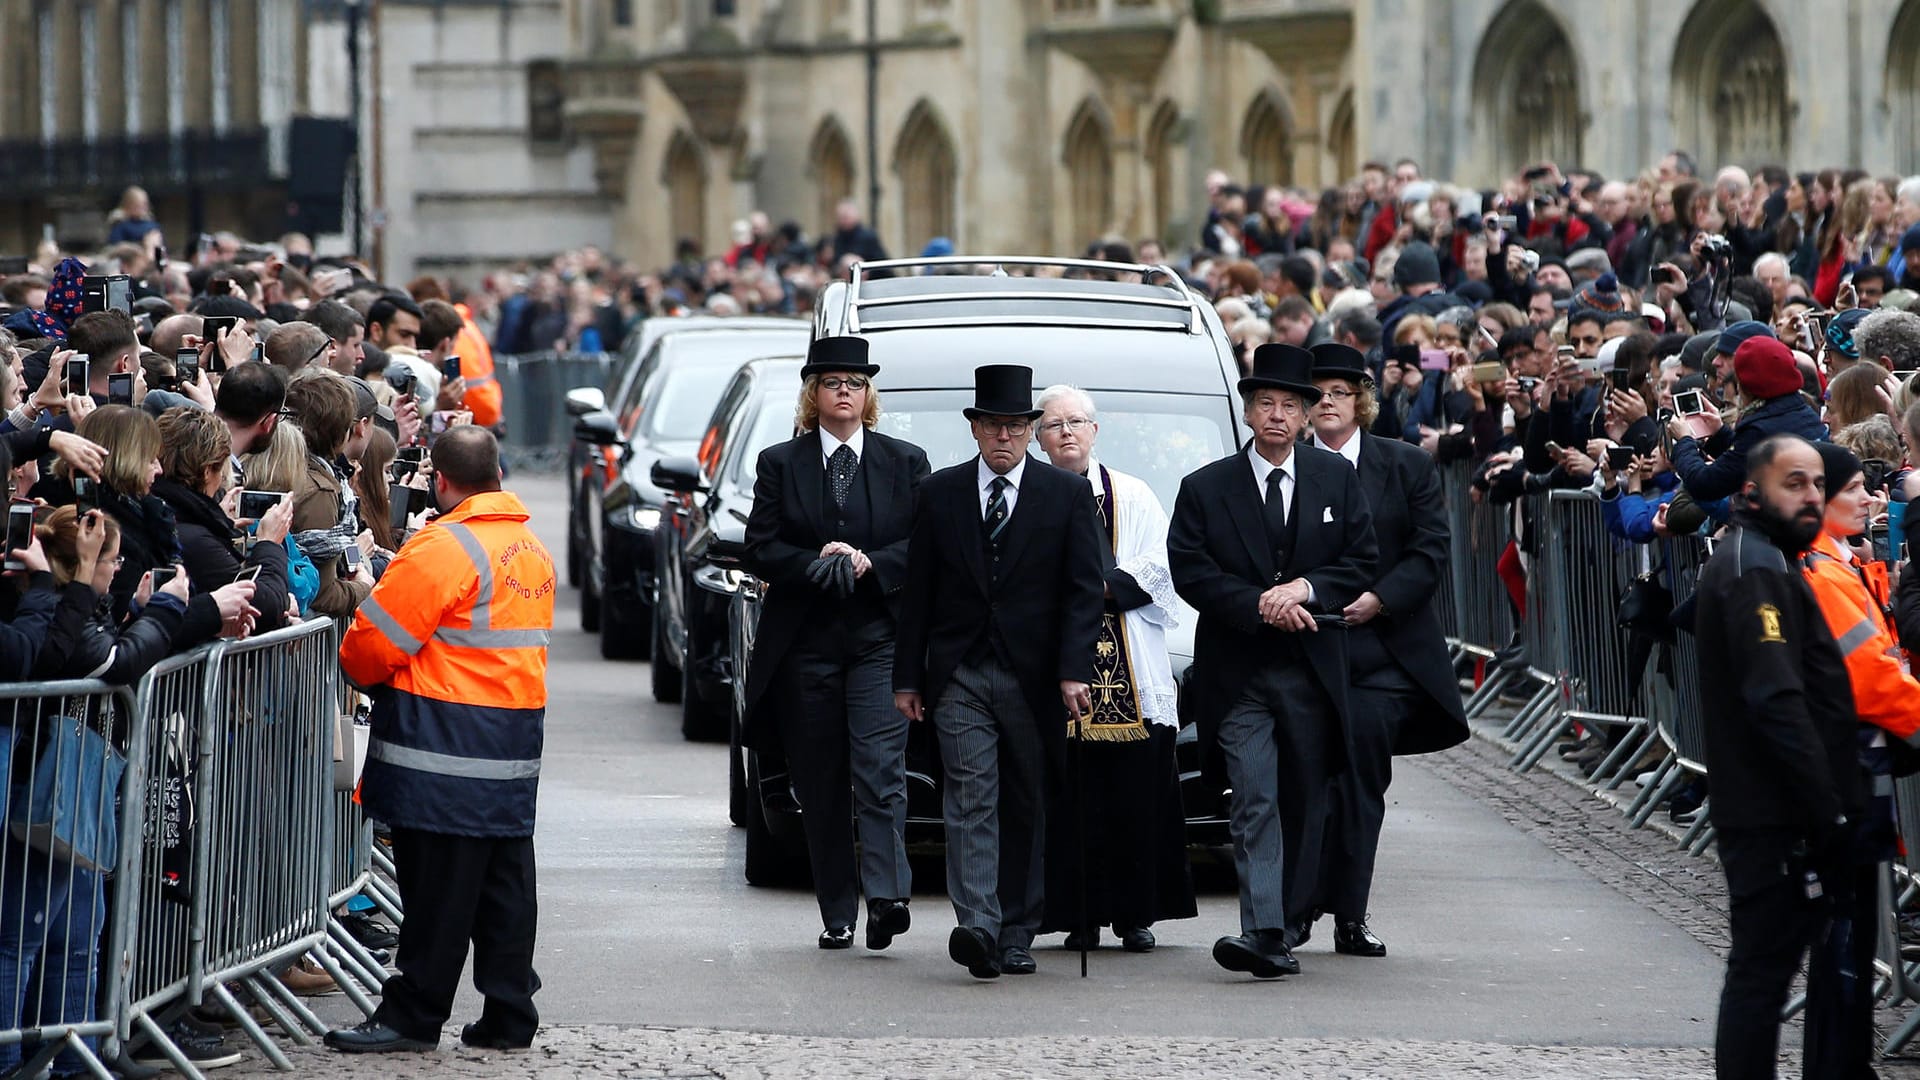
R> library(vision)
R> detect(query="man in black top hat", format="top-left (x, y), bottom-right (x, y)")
top-left (1299, 342), bottom-right (1467, 958)
top-left (894, 364), bottom-right (1106, 979)
top-left (1168, 343), bottom-right (1378, 979)
top-left (743, 335), bottom-right (930, 950)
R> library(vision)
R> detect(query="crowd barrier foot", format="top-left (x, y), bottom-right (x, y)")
top-left (324, 917), bottom-right (390, 991)
top-left (1629, 761), bottom-right (1687, 828)
top-left (1463, 668), bottom-right (1516, 722)
top-left (1497, 680), bottom-right (1554, 742)
top-left (247, 969), bottom-right (328, 1043)
top-left (14, 1030), bottom-right (115, 1080)
top-left (121, 1009), bottom-right (207, 1080)
top-left (1888, 990), bottom-right (1920, 1054)
top-left (208, 980), bottom-right (294, 1071)
top-left (315, 934), bottom-right (384, 1018)
top-left (1511, 708), bottom-right (1579, 772)
top-left (1598, 727), bottom-right (1660, 791)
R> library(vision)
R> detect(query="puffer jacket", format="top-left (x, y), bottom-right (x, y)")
top-left (1669, 394), bottom-right (1829, 503)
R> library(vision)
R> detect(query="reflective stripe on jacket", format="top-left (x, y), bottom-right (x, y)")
top-left (342, 490), bottom-right (555, 836)
top-left (1802, 532), bottom-right (1920, 746)
top-left (455, 304), bottom-right (502, 429)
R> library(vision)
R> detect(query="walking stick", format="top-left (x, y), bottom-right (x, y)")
top-left (1073, 702), bottom-right (1088, 978)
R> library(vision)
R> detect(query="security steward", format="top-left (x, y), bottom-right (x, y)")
top-left (742, 336), bottom-right (930, 950)
top-left (1694, 434), bottom-right (1866, 1080)
top-left (326, 426), bottom-right (555, 1055)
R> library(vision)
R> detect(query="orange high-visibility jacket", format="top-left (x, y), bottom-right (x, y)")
top-left (342, 490), bottom-right (555, 836)
top-left (454, 303), bottom-right (502, 429)
top-left (1802, 531), bottom-right (1920, 746)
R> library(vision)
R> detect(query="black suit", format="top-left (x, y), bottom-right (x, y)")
top-left (894, 455), bottom-right (1106, 949)
top-left (1169, 442), bottom-right (1377, 932)
top-left (743, 428), bottom-right (929, 929)
top-left (1308, 431), bottom-right (1467, 922)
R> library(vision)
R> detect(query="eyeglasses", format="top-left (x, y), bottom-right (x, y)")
top-left (303, 338), bottom-right (334, 368)
top-left (976, 419), bottom-right (1031, 437)
top-left (1038, 418), bottom-right (1092, 435)
top-left (109, 555), bottom-right (125, 568)
top-left (1320, 388), bottom-right (1358, 401)
top-left (819, 376), bottom-right (869, 391)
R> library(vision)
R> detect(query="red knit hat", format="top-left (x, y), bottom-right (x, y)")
top-left (1732, 336), bottom-right (1802, 401)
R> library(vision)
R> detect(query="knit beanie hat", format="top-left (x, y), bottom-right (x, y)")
top-left (1392, 242), bottom-right (1442, 288)
top-left (1716, 319), bottom-right (1775, 356)
top-left (1814, 442), bottom-right (1862, 500)
top-left (1826, 307), bottom-right (1870, 359)
top-left (1732, 336), bottom-right (1803, 401)
top-left (1572, 272), bottom-right (1625, 314)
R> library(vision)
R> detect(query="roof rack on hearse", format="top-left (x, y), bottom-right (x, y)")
top-left (822, 256), bottom-right (1206, 336)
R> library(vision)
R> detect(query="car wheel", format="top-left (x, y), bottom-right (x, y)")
top-left (680, 613), bottom-right (727, 742)
top-left (579, 564), bottom-right (602, 633)
top-left (649, 593), bottom-right (683, 704)
top-left (743, 757), bottom-right (806, 887)
top-left (599, 586), bottom-right (647, 661)
top-left (566, 483), bottom-right (587, 588)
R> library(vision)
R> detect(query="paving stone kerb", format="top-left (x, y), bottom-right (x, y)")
top-left (233, 1026), bottom-right (1723, 1079)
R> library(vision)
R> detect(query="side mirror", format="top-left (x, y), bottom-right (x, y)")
top-left (651, 455), bottom-right (704, 494)
top-left (573, 410), bottom-right (623, 447)
top-left (564, 387), bottom-right (606, 416)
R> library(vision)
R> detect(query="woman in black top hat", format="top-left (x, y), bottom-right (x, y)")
top-left (742, 336), bottom-right (930, 949)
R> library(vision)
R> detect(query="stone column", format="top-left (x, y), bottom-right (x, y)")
top-left (98, 0), bottom-right (127, 138)
top-left (53, 0), bottom-right (84, 137)
top-left (230, 0), bottom-right (261, 130)
top-left (184, 0), bottom-right (213, 131)
top-left (1103, 75), bottom-right (1146, 241)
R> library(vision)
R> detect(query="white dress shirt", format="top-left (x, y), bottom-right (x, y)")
top-left (978, 455), bottom-right (1027, 518)
top-left (1245, 445), bottom-right (1297, 519)
top-left (820, 424), bottom-right (865, 466)
top-left (1316, 429), bottom-right (1363, 471)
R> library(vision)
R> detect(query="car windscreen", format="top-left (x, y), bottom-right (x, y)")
top-left (640, 333), bottom-right (806, 442)
top-left (731, 390), bottom-right (801, 489)
top-left (874, 389), bottom-right (1232, 512)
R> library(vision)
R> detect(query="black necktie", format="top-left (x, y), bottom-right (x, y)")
top-left (985, 476), bottom-right (1010, 544)
top-left (828, 444), bottom-right (857, 508)
top-left (1264, 468), bottom-right (1289, 544)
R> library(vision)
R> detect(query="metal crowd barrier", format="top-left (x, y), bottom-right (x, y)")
top-left (0, 617), bottom-right (402, 1079)
top-left (494, 350), bottom-right (616, 471)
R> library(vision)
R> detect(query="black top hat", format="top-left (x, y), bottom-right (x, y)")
top-left (800, 336), bottom-right (880, 378)
top-left (1309, 342), bottom-right (1370, 382)
top-left (1238, 344), bottom-right (1322, 403)
top-left (963, 364), bottom-right (1043, 420)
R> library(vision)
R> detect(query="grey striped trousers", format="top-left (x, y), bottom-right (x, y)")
top-left (932, 656), bottom-right (1047, 950)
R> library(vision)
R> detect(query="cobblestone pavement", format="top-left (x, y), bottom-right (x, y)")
top-left (233, 1025), bottom-right (1725, 1078)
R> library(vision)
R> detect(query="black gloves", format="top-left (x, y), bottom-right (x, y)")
top-left (806, 553), bottom-right (857, 598)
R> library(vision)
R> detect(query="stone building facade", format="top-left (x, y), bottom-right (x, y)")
top-left (548, 0), bottom-right (1920, 269)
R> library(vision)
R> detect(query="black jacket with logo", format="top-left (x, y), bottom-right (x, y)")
top-left (1695, 520), bottom-right (1865, 836)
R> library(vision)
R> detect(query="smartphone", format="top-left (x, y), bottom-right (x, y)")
top-left (441, 355), bottom-right (462, 381)
top-left (4, 504), bottom-right (32, 570)
top-left (174, 348), bottom-right (199, 385)
top-left (1652, 266), bottom-right (1679, 287)
top-left (1471, 360), bottom-right (1507, 384)
top-left (1545, 441), bottom-right (1564, 457)
top-left (234, 564), bottom-right (262, 584)
top-left (1418, 348), bottom-right (1451, 373)
top-left (1606, 446), bottom-right (1636, 471)
top-left (202, 316), bottom-right (237, 373)
top-left (246, 341), bottom-right (263, 364)
top-left (1609, 361), bottom-right (1633, 394)
top-left (0, 257), bottom-right (28, 276)
top-left (389, 483), bottom-right (419, 532)
top-left (1675, 388), bottom-right (1707, 416)
top-left (64, 356), bottom-right (89, 397)
top-left (1477, 324), bottom-right (1501, 350)
top-left (72, 475), bottom-right (96, 512)
top-left (341, 545), bottom-right (363, 574)
top-left (238, 490), bottom-right (280, 521)
top-left (107, 372), bottom-right (133, 406)
top-left (1488, 214), bottom-right (1517, 232)
top-left (148, 565), bottom-right (177, 591)
top-left (81, 274), bottom-right (132, 314)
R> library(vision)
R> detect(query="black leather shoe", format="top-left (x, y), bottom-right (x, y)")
top-left (1117, 925), bottom-right (1156, 953)
top-left (324, 1020), bottom-right (436, 1054)
top-left (867, 899), bottom-right (910, 951)
top-left (819, 925), bottom-right (854, 950)
top-left (999, 946), bottom-right (1037, 975)
top-left (947, 926), bottom-right (1000, 979)
top-left (1062, 926), bottom-right (1099, 951)
top-left (1211, 930), bottom-right (1300, 979)
top-left (1334, 918), bottom-right (1387, 957)
top-left (460, 1022), bottom-right (532, 1051)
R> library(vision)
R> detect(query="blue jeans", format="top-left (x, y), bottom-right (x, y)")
top-left (0, 839), bottom-right (106, 1075)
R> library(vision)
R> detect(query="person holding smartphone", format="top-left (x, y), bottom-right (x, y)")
top-left (283, 372), bottom-right (373, 618)
top-left (152, 408), bottom-right (298, 630)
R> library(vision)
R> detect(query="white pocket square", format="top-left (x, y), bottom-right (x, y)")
top-left (1322, 507), bottom-right (1335, 523)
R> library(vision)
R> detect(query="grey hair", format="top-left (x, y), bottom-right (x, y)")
top-left (1752, 252), bottom-right (1790, 277)
top-left (1855, 309), bottom-right (1920, 369)
top-left (1898, 175), bottom-right (1920, 208)
top-left (1035, 384), bottom-right (1097, 420)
